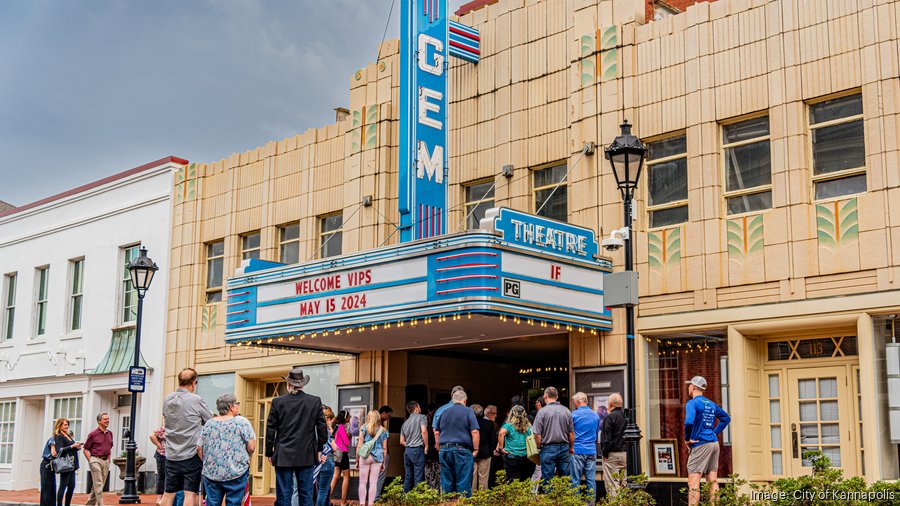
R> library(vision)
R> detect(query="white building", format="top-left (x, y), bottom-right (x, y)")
top-left (0, 156), bottom-right (186, 491)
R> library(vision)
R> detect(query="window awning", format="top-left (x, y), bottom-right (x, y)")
top-left (89, 327), bottom-right (152, 375)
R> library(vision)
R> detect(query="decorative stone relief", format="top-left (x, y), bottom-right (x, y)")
top-left (816, 198), bottom-right (860, 273)
top-left (648, 226), bottom-right (682, 293)
top-left (727, 214), bottom-right (765, 284)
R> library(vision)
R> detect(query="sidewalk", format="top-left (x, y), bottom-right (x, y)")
top-left (0, 490), bottom-right (277, 506)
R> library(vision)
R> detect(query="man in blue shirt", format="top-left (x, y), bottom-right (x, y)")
top-left (435, 389), bottom-right (479, 497)
top-left (570, 392), bottom-right (601, 503)
top-left (684, 376), bottom-right (730, 506)
top-left (431, 385), bottom-right (464, 435)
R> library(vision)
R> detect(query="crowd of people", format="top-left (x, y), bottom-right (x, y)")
top-left (37, 367), bottom-right (729, 506)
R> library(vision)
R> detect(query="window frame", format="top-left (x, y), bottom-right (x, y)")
top-left (119, 245), bottom-right (141, 325)
top-left (531, 161), bottom-right (569, 223)
top-left (52, 396), bottom-right (83, 441)
top-left (68, 258), bottom-right (85, 333)
top-left (33, 266), bottom-right (49, 338)
top-left (278, 223), bottom-right (301, 264)
top-left (205, 240), bottom-right (226, 303)
top-left (240, 231), bottom-right (261, 261)
top-left (463, 178), bottom-right (496, 230)
top-left (645, 133), bottom-right (689, 229)
top-left (0, 400), bottom-right (15, 464)
top-left (807, 91), bottom-right (866, 202)
top-left (318, 213), bottom-right (344, 259)
top-left (721, 114), bottom-right (773, 216)
top-left (2, 273), bottom-right (16, 341)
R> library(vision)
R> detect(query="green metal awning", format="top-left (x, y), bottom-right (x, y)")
top-left (88, 328), bottom-right (152, 375)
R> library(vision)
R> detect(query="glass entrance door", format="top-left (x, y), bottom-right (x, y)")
top-left (785, 367), bottom-right (854, 475)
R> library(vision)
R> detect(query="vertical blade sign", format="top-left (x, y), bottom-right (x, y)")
top-left (399, 0), bottom-right (448, 241)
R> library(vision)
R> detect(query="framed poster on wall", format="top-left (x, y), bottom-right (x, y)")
top-left (337, 382), bottom-right (377, 464)
top-left (650, 439), bottom-right (680, 476)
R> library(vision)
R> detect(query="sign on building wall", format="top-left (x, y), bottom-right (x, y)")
top-left (399, 0), bottom-right (449, 241)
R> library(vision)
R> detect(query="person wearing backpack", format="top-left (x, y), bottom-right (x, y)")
top-left (355, 411), bottom-right (388, 506)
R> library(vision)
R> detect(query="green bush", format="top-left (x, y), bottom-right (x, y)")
top-left (604, 473), bottom-right (655, 506)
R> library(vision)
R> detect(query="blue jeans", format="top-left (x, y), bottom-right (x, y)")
top-left (403, 447), bottom-right (426, 492)
top-left (276, 466), bottom-right (314, 506)
top-left (315, 458), bottom-right (335, 506)
top-left (539, 443), bottom-right (572, 488)
top-left (571, 454), bottom-right (597, 500)
top-left (203, 472), bottom-right (248, 506)
top-left (439, 447), bottom-right (474, 497)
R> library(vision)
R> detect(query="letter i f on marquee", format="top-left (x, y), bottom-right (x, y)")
top-left (397, 0), bottom-right (478, 243)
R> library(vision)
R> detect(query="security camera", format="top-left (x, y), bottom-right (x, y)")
top-left (602, 227), bottom-right (630, 252)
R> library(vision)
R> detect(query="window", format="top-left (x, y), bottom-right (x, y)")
top-left (767, 374), bottom-right (784, 475)
top-left (121, 246), bottom-right (140, 323)
top-left (464, 180), bottom-right (496, 230)
top-left (279, 223), bottom-right (301, 264)
top-left (119, 415), bottom-right (130, 453)
top-left (319, 214), bottom-right (343, 259)
top-left (720, 355), bottom-right (731, 444)
top-left (69, 259), bottom-right (84, 332)
top-left (197, 373), bottom-right (236, 411)
top-left (206, 240), bottom-right (225, 303)
top-left (241, 232), bottom-right (261, 260)
top-left (2, 274), bottom-right (15, 341)
top-left (723, 116), bottom-right (772, 214)
top-left (652, 1), bottom-right (680, 21)
top-left (647, 135), bottom-right (689, 228)
top-left (532, 163), bottom-right (568, 222)
top-left (34, 267), bottom-right (49, 337)
top-left (53, 397), bottom-right (83, 440)
top-left (0, 401), bottom-right (14, 463)
top-left (809, 93), bottom-right (866, 200)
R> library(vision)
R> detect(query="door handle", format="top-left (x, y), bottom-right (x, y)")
top-left (791, 423), bottom-right (799, 459)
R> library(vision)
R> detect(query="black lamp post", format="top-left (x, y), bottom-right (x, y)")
top-left (604, 120), bottom-right (648, 484)
top-left (120, 247), bottom-right (158, 504)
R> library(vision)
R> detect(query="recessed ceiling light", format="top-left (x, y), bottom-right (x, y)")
top-left (482, 347), bottom-right (490, 351)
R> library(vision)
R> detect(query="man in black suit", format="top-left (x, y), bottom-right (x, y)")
top-left (266, 367), bottom-right (328, 506)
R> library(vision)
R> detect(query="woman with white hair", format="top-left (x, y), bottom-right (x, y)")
top-left (198, 394), bottom-right (256, 506)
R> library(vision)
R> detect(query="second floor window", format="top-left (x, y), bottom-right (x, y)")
top-left (647, 135), bottom-right (689, 228)
top-left (533, 163), bottom-right (568, 222)
top-left (122, 246), bottom-right (140, 323)
top-left (723, 116), bottom-right (772, 214)
top-left (279, 223), bottom-right (300, 264)
top-left (810, 93), bottom-right (866, 200)
top-left (464, 180), bottom-right (495, 230)
top-left (319, 214), bottom-right (343, 259)
top-left (69, 259), bottom-right (84, 332)
top-left (34, 267), bottom-right (49, 337)
top-left (206, 240), bottom-right (225, 303)
top-left (2, 274), bottom-right (15, 341)
top-left (241, 232), bottom-right (261, 260)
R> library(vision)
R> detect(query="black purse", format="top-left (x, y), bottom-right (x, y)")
top-left (51, 454), bottom-right (74, 474)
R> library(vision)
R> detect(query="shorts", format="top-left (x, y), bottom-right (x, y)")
top-left (165, 454), bottom-right (203, 493)
top-left (686, 442), bottom-right (720, 475)
top-left (336, 453), bottom-right (350, 471)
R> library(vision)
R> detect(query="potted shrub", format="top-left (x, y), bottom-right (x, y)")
top-left (112, 450), bottom-right (146, 480)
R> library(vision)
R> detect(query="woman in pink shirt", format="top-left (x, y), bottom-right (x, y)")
top-left (329, 410), bottom-right (352, 506)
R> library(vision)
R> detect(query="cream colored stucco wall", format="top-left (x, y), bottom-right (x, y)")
top-left (164, 0), bottom-right (900, 482)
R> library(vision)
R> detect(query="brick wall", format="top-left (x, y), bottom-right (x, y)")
top-left (657, 341), bottom-right (732, 477)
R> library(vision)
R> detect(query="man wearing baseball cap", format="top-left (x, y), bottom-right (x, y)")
top-left (684, 376), bottom-right (730, 506)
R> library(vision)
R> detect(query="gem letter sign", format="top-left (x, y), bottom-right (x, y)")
top-left (400, 0), bottom-right (449, 241)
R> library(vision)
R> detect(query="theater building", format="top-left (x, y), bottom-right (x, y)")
top-left (163, 0), bottom-right (900, 499)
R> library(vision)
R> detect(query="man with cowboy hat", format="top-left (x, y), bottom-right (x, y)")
top-left (266, 367), bottom-right (328, 506)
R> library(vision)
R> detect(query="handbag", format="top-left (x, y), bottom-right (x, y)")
top-left (334, 448), bottom-right (344, 464)
top-left (51, 454), bottom-right (75, 474)
top-left (357, 428), bottom-right (383, 459)
top-left (525, 432), bottom-right (541, 465)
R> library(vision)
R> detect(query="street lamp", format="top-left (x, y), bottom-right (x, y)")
top-left (604, 120), bottom-right (647, 484)
top-left (120, 247), bottom-right (158, 504)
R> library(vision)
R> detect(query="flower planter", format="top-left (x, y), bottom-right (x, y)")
top-left (112, 456), bottom-right (146, 480)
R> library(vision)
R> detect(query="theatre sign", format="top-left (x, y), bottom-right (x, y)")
top-left (225, 209), bottom-right (613, 353)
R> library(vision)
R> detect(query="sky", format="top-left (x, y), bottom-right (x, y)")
top-left (0, 0), bottom-right (467, 207)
